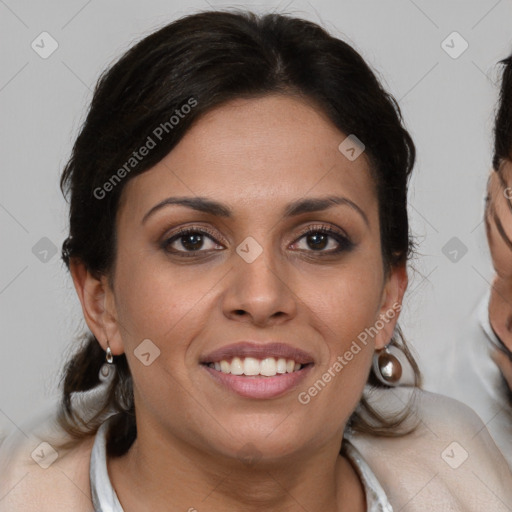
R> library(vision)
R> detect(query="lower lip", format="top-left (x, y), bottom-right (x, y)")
top-left (201, 364), bottom-right (313, 399)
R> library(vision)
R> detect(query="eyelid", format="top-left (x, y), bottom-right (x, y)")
top-left (160, 223), bottom-right (226, 244)
top-left (294, 223), bottom-right (349, 240)
top-left (170, 225), bottom-right (222, 241)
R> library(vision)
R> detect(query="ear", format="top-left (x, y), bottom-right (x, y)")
top-left (373, 263), bottom-right (408, 350)
top-left (69, 258), bottom-right (124, 356)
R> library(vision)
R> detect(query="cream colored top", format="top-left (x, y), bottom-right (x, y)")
top-left (0, 370), bottom-right (511, 511)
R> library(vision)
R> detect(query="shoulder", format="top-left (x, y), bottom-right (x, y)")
top-left (0, 405), bottom-right (96, 512)
top-left (348, 388), bottom-right (512, 512)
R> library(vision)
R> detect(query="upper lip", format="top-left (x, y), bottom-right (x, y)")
top-left (200, 341), bottom-right (315, 365)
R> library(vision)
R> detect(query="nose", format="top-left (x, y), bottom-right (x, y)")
top-left (221, 242), bottom-right (297, 327)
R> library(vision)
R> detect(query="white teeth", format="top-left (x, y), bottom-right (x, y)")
top-left (276, 358), bottom-right (287, 373)
top-left (230, 356), bottom-right (244, 375)
top-left (220, 360), bottom-right (230, 374)
top-left (243, 357), bottom-right (260, 375)
top-left (260, 357), bottom-right (277, 376)
top-left (207, 356), bottom-right (304, 376)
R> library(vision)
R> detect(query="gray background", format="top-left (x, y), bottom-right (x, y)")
top-left (1, 0), bottom-right (511, 437)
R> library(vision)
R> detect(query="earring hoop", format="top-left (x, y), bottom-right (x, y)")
top-left (372, 343), bottom-right (403, 386)
top-left (105, 340), bottom-right (114, 364)
top-left (99, 340), bottom-right (115, 380)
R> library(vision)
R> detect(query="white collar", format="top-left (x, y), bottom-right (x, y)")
top-left (90, 418), bottom-right (124, 512)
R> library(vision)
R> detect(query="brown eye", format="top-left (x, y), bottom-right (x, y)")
top-left (292, 225), bottom-right (354, 254)
top-left (303, 231), bottom-right (330, 251)
top-left (176, 232), bottom-right (206, 251)
top-left (162, 228), bottom-right (224, 255)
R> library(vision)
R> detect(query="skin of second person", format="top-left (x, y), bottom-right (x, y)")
top-left (486, 158), bottom-right (512, 390)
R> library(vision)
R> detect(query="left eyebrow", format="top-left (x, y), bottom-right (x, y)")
top-left (141, 195), bottom-right (369, 227)
top-left (283, 196), bottom-right (369, 226)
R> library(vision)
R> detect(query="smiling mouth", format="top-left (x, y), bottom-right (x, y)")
top-left (202, 356), bottom-right (313, 377)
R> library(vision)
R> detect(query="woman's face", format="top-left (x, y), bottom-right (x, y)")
top-left (93, 94), bottom-right (406, 461)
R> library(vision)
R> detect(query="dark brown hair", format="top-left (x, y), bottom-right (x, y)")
top-left (493, 52), bottom-right (512, 171)
top-left (57, 9), bottom-right (420, 457)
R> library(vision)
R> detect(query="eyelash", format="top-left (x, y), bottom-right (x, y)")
top-left (161, 224), bottom-right (354, 258)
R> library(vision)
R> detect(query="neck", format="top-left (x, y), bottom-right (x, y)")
top-left (107, 418), bottom-right (366, 512)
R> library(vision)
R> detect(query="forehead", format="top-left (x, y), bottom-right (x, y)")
top-left (119, 94), bottom-right (378, 223)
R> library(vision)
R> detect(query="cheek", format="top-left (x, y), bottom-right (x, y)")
top-left (314, 281), bottom-right (379, 389)
top-left (297, 299), bottom-right (377, 438)
top-left (114, 248), bottom-right (217, 339)
top-left (294, 256), bottom-right (384, 409)
top-left (111, 257), bottom-right (215, 414)
top-left (309, 264), bottom-right (383, 380)
top-left (311, 255), bottom-right (384, 346)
